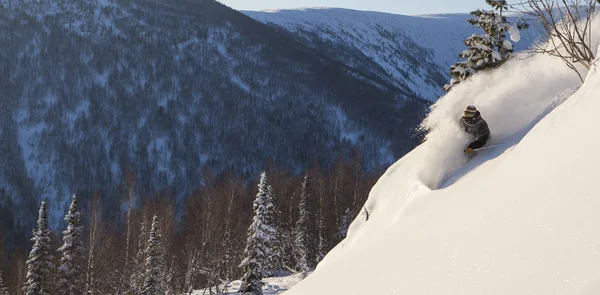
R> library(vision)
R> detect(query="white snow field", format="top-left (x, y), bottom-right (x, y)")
top-left (284, 20), bottom-right (600, 295)
top-left (192, 273), bottom-right (307, 295)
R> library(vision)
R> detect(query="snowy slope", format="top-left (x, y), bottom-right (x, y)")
top-left (245, 8), bottom-right (534, 101)
top-left (284, 16), bottom-right (600, 295)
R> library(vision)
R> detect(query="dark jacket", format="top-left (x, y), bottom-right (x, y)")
top-left (461, 111), bottom-right (490, 150)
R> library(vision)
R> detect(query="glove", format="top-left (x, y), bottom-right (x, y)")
top-left (464, 147), bottom-right (473, 154)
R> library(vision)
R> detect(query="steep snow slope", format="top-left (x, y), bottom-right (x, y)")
top-left (284, 21), bottom-right (600, 295)
top-left (245, 8), bottom-right (534, 101)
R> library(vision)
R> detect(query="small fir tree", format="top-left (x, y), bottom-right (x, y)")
top-left (238, 172), bottom-right (277, 295)
top-left (142, 216), bottom-right (164, 295)
top-left (24, 201), bottom-right (55, 295)
top-left (294, 173), bottom-right (311, 273)
top-left (445, 0), bottom-right (524, 91)
top-left (338, 208), bottom-right (352, 239)
top-left (262, 185), bottom-right (282, 277)
top-left (315, 195), bottom-right (327, 264)
top-left (0, 268), bottom-right (8, 295)
top-left (58, 194), bottom-right (85, 295)
top-left (131, 216), bottom-right (148, 295)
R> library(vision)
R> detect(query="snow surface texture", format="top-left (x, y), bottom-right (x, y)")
top-left (284, 17), bottom-right (600, 295)
top-left (192, 273), bottom-right (306, 295)
top-left (245, 8), bottom-right (534, 101)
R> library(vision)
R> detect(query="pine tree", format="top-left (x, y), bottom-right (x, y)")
top-left (58, 194), bottom-right (85, 295)
top-left (0, 268), bottom-right (8, 295)
top-left (445, 0), bottom-right (521, 91)
top-left (238, 172), bottom-right (277, 295)
top-left (24, 201), bottom-right (55, 295)
top-left (131, 216), bottom-right (148, 295)
top-left (338, 208), bottom-right (352, 239)
top-left (161, 255), bottom-right (175, 295)
top-left (142, 216), bottom-right (164, 295)
top-left (315, 193), bottom-right (327, 265)
top-left (294, 173), bottom-right (310, 273)
top-left (279, 229), bottom-right (296, 274)
top-left (262, 184), bottom-right (282, 277)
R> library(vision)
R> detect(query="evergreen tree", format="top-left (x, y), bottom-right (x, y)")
top-left (0, 268), bottom-right (8, 295)
top-left (315, 194), bottom-right (327, 264)
top-left (238, 172), bottom-right (277, 295)
top-left (142, 216), bottom-right (164, 295)
top-left (131, 216), bottom-right (148, 295)
top-left (294, 173), bottom-right (311, 273)
top-left (58, 194), bottom-right (85, 295)
top-left (338, 208), bottom-right (352, 239)
top-left (24, 201), bottom-right (55, 295)
top-left (221, 225), bottom-right (237, 280)
top-left (279, 229), bottom-right (296, 274)
top-left (445, 0), bottom-right (522, 91)
top-left (263, 185), bottom-right (282, 277)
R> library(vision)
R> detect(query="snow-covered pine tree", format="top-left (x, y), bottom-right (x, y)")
top-left (294, 173), bottom-right (311, 274)
top-left (58, 194), bottom-right (85, 295)
top-left (142, 216), bottom-right (164, 295)
top-left (338, 208), bottom-right (352, 239)
top-left (161, 254), bottom-right (175, 295)
top-left (130, 216), bottom-right (148, 295)
top-left (279, 229), bottom-right (296, 273)
top-left (220, 225), bottom-right (237, 280)
top-left (24, 201), bottom-right (55, 295)
top-left (315, 193), bottom-right (327, 264)
top-left (263, 184), bottom-right (282, 277)
top-left (238, 172), bottom-right (277, 295)
top-left (445, 0), bottom-right (520, 91)
top-left (0, 268), bottom-right (8, 295)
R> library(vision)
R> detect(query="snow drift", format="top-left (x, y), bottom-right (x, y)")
top-left (284, 18), bottom-right (600, 295)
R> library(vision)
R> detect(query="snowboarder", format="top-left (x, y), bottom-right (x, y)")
top-left (461, 105), bottom-right (490, 155)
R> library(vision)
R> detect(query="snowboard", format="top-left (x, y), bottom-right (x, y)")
top-left (465, 144), bottom-right (500, 159)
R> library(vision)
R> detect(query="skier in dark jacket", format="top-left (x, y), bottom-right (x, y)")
top-left (461, 105), bottom-right (490, 155)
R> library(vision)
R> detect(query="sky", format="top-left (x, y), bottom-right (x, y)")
top-left (218, 0), bottom-right (484, 15)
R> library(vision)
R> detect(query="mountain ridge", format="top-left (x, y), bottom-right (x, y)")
top-left (245, 7), bottom-right (534, 101)
top-left (0, 0), bottom-right (428, 234)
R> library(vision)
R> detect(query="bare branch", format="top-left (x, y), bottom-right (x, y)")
top-left (515, 0), bottom-right (597, 81)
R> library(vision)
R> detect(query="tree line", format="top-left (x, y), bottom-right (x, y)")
top-left (0, 155), bottom-right (380, 295)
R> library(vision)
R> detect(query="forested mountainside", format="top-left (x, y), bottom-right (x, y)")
top-left (0, 0), bottom-right (427, 235)
top-left (246, 8), bottom-right (534, 101)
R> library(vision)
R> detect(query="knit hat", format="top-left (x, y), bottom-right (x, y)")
top-left (463, 105), bottom-right (477, 118)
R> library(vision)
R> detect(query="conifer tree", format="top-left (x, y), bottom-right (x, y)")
top-left (142, 216), bottom-right (164, 295)
top-left (238, 172), bottom-right (277, 295)
top-left (294, 173), bottom-right (311, 273)
top-left (0, 268), bottom-right (8, 295)
top-left (445, 0), bottom-right (523, 91)
top-left (315, 193), bottom-right (327, 264)
top-left (131, 216), bottom-right (148, 295)
top-left (58, 194), bottom-right (85, 295)
top-left (279, 229), bottom-right (296, 273)
top-left (338, 208), bottom-right (352, 239)
top-left (263, 185), bottom-right (282, 277)
top-left (221, 225), bottom-right (237, 280)
top-left (24, 201), bottom-right (55, 295)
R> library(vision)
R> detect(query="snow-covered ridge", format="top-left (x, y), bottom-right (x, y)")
top-left (245, 8), bottom-right (533, 101)
top-left (284, 14), bottom-right (600, 295)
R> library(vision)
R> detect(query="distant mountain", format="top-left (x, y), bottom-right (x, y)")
top-left (244, 8), bottom-right (534, 101)
top-left (0, 0), bottom-right (428, 234)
